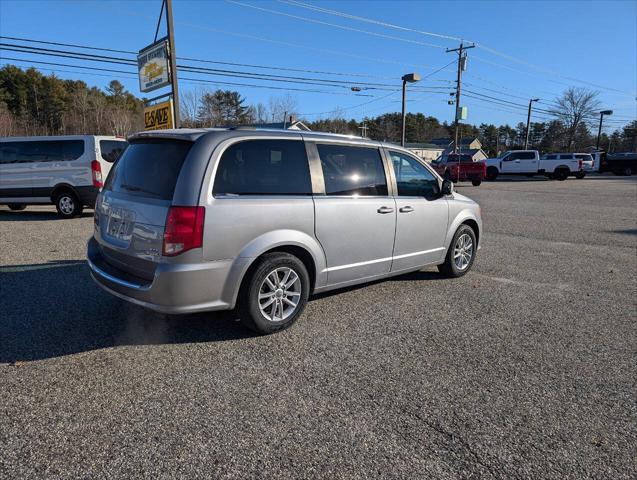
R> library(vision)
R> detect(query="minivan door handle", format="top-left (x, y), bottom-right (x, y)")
top-left (399, 206), bottom-right (414, 213)
top-left (377, 206), bottom-right (394, 214)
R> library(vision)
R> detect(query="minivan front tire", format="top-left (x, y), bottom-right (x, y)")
top-left (239, 252), bottom-right (310, 334)
top-left (55, 191), bottom-right (83, 218)
top-left (438, 224), bottom-right (477, 278)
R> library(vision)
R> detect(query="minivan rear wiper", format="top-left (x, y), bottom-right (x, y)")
top-left (120, 184), bottom-right (162, 197)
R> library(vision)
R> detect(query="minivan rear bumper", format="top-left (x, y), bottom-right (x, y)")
top-left (87, 237), bottom-right (239, 314)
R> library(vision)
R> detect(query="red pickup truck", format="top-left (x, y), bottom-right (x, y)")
top-left (431, 154), bottom-right (486, 186)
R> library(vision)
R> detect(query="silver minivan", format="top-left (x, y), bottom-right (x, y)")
top-left (87, 128), bottom-right (482, 334)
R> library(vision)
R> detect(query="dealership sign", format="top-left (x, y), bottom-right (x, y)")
top-left (137, 39), bottom-right (171, 93)
top-left (144, 99), bottom-right (173, 130)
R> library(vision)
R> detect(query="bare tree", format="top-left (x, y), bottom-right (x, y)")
top-left (268, 94), bottom-right (298, 123)
top-left (0, 101), bottom-right (16, 136)
top-left (107, 104), bottom-right (132, 136)
top-left (180, 87), bottom-right (205, 128)
top-left (550, 87), bottom-right (600, 151)
top-left (71, 89), bottom-right (90, 133)
top-left (254, 102), bottom-right (269, 123)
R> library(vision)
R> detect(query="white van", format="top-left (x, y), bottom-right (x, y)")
top-left (0, 135), bottom-right (127, 217)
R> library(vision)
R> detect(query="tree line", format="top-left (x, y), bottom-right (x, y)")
top-left (0, 65), bottom-right (635, 154)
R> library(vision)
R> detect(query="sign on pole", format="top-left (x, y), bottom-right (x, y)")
top-left (144, 99), bottom-right (174, 130)
top-left (137, 38), bottom-right (171, 93)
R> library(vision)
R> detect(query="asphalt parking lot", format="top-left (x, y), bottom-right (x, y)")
top-left (1, 175), bottom-right (636, 479)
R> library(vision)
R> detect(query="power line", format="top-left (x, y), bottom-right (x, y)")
top-left (0, 57), bottom-right (387, 96)
top-left (72, 1), bottom-right (431, 70)
top-left (0, 43), bottom-right (391, 91)
top-left (0, 41), bottom-right (456, 93)
top-left (226, 0), bottom-right (448, 49)
top-left (278, 0), bottom-right (633, 95)
top-left (278, 0), bottom-right (461, 42)
top-left (0, 35), bottom-right (400, 80)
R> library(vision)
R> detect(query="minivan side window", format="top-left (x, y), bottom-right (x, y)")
top-left (100, 140), bottom-right (127, 163)
top-left (390, 151), bottom-right (439, 198)
top-left (213, 139), bottom-right (312, 196)
top-left (559, 154), bottom-right (572, 160)
top-left (0, 140), bottom-right (84, 164)
top-left (317, 144), bottom-right (387, 196)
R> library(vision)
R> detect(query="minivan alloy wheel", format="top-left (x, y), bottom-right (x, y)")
top-left (454, 233), bottom-right (474, 271)
top-left (258, 267), bottom-right (302, 322)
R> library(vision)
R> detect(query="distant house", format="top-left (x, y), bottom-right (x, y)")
top-left (249, 117), bottom-right (311, 131)
top-left (433, 137), bottom-right (488, 161)
top-left (405, 143), bottom-right (445, 162)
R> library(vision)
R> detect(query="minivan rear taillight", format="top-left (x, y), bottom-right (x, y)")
top-left (163, 206), bottom-right (205, 256)
top-left (91, 160), bottom-right (103, 187)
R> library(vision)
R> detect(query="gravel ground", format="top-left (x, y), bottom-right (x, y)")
top-left (1, 175), bottom-right (636, 479)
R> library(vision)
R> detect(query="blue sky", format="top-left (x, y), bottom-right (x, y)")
top-left (1, 0), bottom-right (635, 132)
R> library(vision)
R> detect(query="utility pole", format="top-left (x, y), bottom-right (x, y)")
top-left (165, 0), bottom-right (180, 128)
top-left (446, 42), bottom-right (474, 154)
top-left (524, 98), bottom-right (540, 150)
top-left (351, 86), bottom-right (368, 137)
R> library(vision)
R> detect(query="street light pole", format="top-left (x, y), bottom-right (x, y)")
top-left (524, 98), bottom-right (540, 150)
top-left (596, 110), bottom-right (613, 150)
top-left (401, 73), bottom-right (420, 147)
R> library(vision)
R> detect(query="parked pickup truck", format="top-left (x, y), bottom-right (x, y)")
top-left (484, 150), bottom-right (582, 181)
top-left (431, 154), bottom-right (486, 186)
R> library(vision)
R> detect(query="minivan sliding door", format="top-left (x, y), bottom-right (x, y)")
top-left (310, 143), bottom-right (396, 286)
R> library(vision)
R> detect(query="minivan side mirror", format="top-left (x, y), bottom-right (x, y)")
top-left (441, 179), bottom-right (454, 196)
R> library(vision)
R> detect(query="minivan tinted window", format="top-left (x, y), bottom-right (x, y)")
top-left (390, 151), bottom-right (439, 198)
top-left (318, 144), bottom-right (387, 196)
top-left (100, 140), bottom-right (127, 163)
top-left (0, 140), bottom-right (84, 164)
top-left (103, 139), bottom-right (193, 201)
top-left (213, 140), bottom-right (311, 196)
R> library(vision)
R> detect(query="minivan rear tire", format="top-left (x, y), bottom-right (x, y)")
top-left (438, 224), bottom-right (477, 278)
top-left (239, 252), bottom-right (310, 334)
top-left (55, 191), bottom-right (83, 218)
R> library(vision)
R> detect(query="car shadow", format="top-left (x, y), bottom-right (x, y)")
top-left (310, 269), bottom-right (445, 301)
top-left (0, 210), bottom-right (94, 221)
top-left (608, 228), bottom-right (637, 236)
top-left (0, 260), bottom-right (250, 363)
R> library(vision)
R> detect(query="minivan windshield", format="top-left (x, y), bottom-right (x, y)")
top-left (103, 139), bottom-right (193, 201)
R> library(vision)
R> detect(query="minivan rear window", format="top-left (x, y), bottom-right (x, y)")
top-left (103, 139), bottom-right (193, 201)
